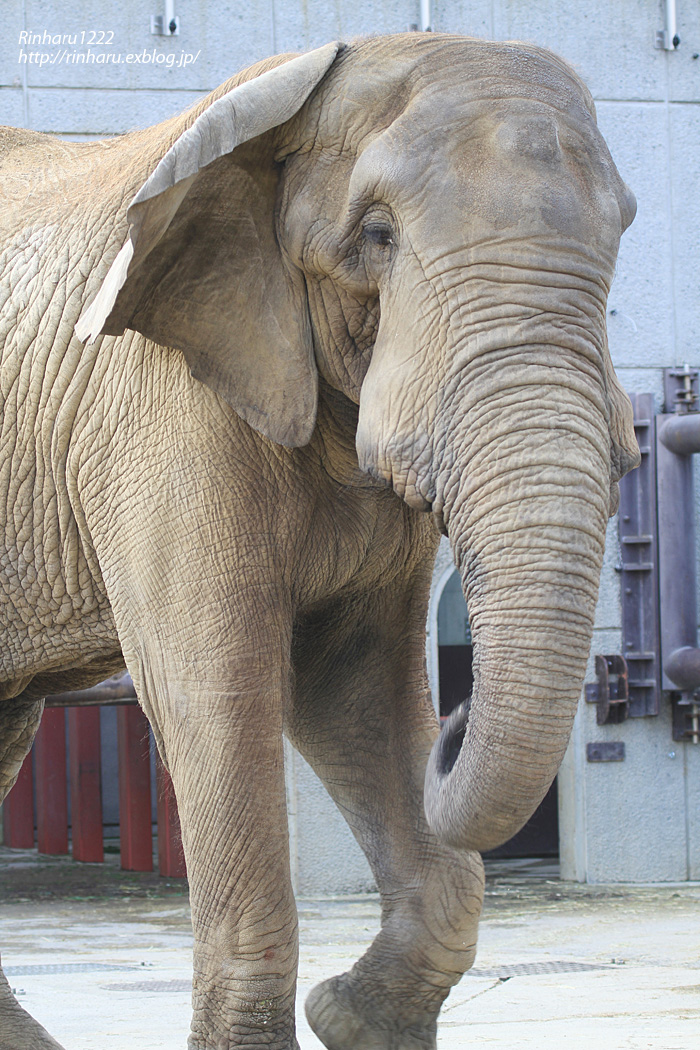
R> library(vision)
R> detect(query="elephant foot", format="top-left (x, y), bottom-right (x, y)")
top-left (0, 983), bottom-right (66, 1050)
top-left (305, 976), bottom-right (437, 1050)
top-left (0, 995), bottom-right (65, 1045)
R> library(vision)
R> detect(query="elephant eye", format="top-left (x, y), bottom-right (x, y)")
top-left (362, 223), bottom-right (395, 249)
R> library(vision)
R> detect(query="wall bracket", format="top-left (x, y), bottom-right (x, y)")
top-left (585, 655), bottom-right (629, 725)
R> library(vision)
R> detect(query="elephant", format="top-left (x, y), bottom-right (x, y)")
top-left (0, 32), bottom-right (639, 1050)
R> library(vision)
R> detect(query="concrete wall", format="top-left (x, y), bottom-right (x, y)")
top-left (2, 1), bottom-right (699, 885)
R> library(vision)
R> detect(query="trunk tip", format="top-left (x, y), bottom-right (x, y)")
top-left (424, 702), bottom-right (478, 850)
top-left (434, 700), bottom-right (470, 777)
top-left (424, 700), bottom-right (531, 854)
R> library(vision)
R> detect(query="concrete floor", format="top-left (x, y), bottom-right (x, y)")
top-left (0, 850), bottom-right (698, 1049)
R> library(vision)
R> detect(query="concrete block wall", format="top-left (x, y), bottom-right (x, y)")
top-left (1, 1), bottom-right (699, 886)
top-left (284, 742), bottom-right (375, 896)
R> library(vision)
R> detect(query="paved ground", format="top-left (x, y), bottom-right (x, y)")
top-left (1, 849), bottom-right (699, 1049)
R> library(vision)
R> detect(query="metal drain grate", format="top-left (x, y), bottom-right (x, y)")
top-left (105, 979), bottom-right (192, 992)
top-left (5, 964), bottom-right (143, 976)
top-left (6, 961), bottom-right (609, 983)
top-left (469, 961), bottom-right (610, 979)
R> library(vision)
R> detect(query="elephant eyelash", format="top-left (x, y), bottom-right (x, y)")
top-left (362, 223), bottom-right (395, 249)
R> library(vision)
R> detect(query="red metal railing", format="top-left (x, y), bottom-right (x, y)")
top-left (1, 675), bottom-right (185, 878)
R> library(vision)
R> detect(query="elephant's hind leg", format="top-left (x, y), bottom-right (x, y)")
top-left (0, 695), bottom-right (67, 1050)
top-left (289, 584), bottom-right (484, 1050)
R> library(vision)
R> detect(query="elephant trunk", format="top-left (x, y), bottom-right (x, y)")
top-left (424, 356), bottom-right (610, 853)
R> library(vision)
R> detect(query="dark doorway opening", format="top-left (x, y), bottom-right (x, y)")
top-left (436, 570), bottom-right (559, 859)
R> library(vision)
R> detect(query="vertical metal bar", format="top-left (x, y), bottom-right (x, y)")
top-left (117, 705), bottom-right (153, 872)
top-left (2, 751), bottom-right (34, 849)
top-left (656, 413), bottom-right (699, 690)
top-left (156, 756), bottom-right (186, 878)
top-left (67, 707), bottom-right (104, 863)
top-left (34, 709), bottom-right (68, 855)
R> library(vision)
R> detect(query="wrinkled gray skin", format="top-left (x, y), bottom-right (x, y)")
top-left (0, 34), bottom-right (639, 1050)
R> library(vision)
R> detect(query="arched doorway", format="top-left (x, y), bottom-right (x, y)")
top-left (435, 569), bottom-right (559, 859)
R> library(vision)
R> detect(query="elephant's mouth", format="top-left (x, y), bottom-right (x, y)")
top-left (402, 488), bottom-right (434, 513)
top-left (384, 464), bottom-right (436, 515)
top-left (389, 471), bottom-right (447, 530)
top-left (360, 456), bottom-right (437, 515)
top-left (432, 507), bottom-right (448, 537)
top-left (356, 426), bottom-right (441, 514)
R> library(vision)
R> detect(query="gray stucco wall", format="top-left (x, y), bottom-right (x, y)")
top-left (1, 2), bottom-right (699, 886)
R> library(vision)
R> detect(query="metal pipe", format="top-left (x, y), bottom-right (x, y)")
top-left (665, 0), bottom-right (678, 47)
top-left (664, 646), bottom-right (700, 693)
top-left (151, 2), bottom-right (178, 36)
top-left (657, 0), bottom-right (680, 50)
top-left (659, 413), bottom-right (700, 455)
top-left (420, 0), bottom-right (432, 32)
top-left (656, 413), bottom-right (698, 692)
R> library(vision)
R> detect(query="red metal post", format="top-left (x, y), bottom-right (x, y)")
top-left (156, 756), bottom-right (186, 878)
top-left (2, 751), bottom-right (34, 849)
top-left (117, 705), bottom-right (153, 871)
top-left (67, 707), bottom-right (104, 863)
top-left (34, 708), bottom-right (68, 855)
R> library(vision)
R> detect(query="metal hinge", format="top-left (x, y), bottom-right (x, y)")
top-left (585, 655), bottom-right (629, 725)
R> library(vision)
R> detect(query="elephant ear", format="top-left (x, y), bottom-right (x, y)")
top-left (76, 43), bottom-right (339, 447)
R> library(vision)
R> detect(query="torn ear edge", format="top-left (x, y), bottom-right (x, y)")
top-left (76, 42), bottom-right (340, 448)
top-left (602, 347), bottom-right (641, 515)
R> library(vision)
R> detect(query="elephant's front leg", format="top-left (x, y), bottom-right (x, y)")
top-left (288, 581), bottom-right (484, 1050)
top-left (129, 616), bottom-right (299, 1050)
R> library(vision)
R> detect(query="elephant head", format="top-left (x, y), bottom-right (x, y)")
top-left (79, 35), bottom-right (640, 853)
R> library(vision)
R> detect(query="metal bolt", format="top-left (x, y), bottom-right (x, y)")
top-left (668, 751), bottom-right (676, 759)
